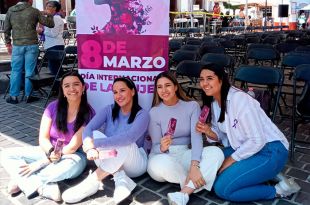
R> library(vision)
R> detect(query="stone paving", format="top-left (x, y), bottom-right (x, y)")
top-left (0, 93), bottom-right (309, 205)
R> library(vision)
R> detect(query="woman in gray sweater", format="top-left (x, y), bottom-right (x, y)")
top-left (147, 71), bottom-right (224, 205)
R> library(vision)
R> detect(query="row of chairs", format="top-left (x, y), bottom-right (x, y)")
top-left (3, 46), bottom-right (78, 107)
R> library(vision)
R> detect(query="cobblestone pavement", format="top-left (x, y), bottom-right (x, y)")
top-left (0, 95), bottom-right (309, 205)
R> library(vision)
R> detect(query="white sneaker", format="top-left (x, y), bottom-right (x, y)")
top-left (62, 173), bottom-right (101, 203)
top-left (7, 179), bottom-right (20, 195)
top-left (113, 170), bottom-right (136, 204)
top-left (275, 178), bottom-right (301, 198)
top-left (38, 183), bottom-right (61, 202)
top-left (167, 192), bottom-right (189, 205)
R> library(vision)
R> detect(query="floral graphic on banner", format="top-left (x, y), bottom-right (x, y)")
top-left (91, 0), bottom-right (152, 34)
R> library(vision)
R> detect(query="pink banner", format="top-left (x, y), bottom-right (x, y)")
top-left (78, 34), bottom-right (168, 72)
top-left (76, 0), bottom-right (169, 111)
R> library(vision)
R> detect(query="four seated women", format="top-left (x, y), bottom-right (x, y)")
top-left (1, 69), bottom-right (300, 204)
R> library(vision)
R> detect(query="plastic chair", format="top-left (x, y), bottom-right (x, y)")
top-left (198, 42), bottom-right (221, 57)
top-left (175, 60), bottom-right (201, 85)
top-left (246, 47), bottom-right (280, 66)
top-left (234, 65), bottom-right (284, 121)
top-left (201, 53), bottom-right (234, 76)
top-left (175, 60), bottom-right (202, 98)
top-left (180, 44), bottom-right (200, 51)
top-left (295, 46), bottom-right (310, 53)
top-left (262, 36), bottom-right (279, 45)
top-left (291, 64), bottom-right (310, 160)
top-left (186, 39), bottom-right (201, 46)
top-left (247, 43), bottom-right (274, 51)
top-left (170, 50), bottom-right (197, 71)
top-left (169, 39), bottom-right (182, 53)
top-left (63, 46), bottom-right (78, 71)
top-left (245, 36), bottom-right (260, 44)
top-left (282, 52), bottom-right (310, 71)
top-left (28, 50), bottom-right (66, 106)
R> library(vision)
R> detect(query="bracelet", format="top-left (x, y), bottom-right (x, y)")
top-left (86, 147), bottom-right (97, 154)
top-left (206, 129), bottom-right (212, 136)
top-left (192, 164), bottom-right (200, 169)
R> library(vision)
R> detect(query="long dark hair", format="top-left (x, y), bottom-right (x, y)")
top-left (152, 71), bottom-right (190, 107)
top-left (112, 77), bottom-right (141, 124)
top-left (200, 63), bottom-right (231, 123)
top-left (56, 71), bottom-right (93, 133)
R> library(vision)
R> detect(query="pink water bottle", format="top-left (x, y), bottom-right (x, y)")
top-left (199, 106), bottom-right (210, 123)
top-left (99, 149), bottom-right (118, 159)
top-left (165, 118), bottom-right (177, 136)
top-left (54, 138), bottom-right (65, 156)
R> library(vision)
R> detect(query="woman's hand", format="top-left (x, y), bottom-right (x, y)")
top-left (19, 159), bottom-right (50, 177)
top-left (86, 148), bottom-right (99, 160)
top-left (196, 121), bottom-right (211, 135)
top-left (36, 27), bottom-right (43, 34)
top-left (6, 44), bottom-right (12, 55)
top-left (186, 162), bottom-right (206, 189)
top-left (49, 151), bottom-right (61, 163)
top-left (160, 135), bottom-right (172, 153)
top-left (196, 122), bottom-right (218, 141)
top-left (218, 156), bottom-right (236, 174)
top-left (83, 137), bottom-right (95, 153)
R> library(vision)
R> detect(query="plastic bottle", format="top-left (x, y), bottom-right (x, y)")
top-left (247, 87), bottom-right (255, 98)
top-left (99, 149), bottom-right (118, 159)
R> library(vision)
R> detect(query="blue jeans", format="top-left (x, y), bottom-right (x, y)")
top-left (1, 146), bottom-right (87, 197)
top-left (10, 44), bottom-right (39, 97)
top-left (46, 45), bottom-right (64, 75)
top-left (214, 141), bottom-right (288, 202)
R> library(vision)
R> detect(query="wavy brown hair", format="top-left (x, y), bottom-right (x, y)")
top-left (152, 71), bottom-right (190, 107)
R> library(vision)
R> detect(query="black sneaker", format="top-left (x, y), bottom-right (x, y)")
top-left (6, 96), bottom-right (18, 104)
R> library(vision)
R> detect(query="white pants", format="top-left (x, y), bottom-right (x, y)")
top-left (93, 131), bottom-right (148, 178)
top-left (147, 145), bottom-right (224, 191)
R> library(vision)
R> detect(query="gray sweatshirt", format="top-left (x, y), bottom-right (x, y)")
top-left (148, 100), bottom-right (203, 161)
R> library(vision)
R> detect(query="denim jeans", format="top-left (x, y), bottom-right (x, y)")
top-left (214, 141), bottom-right (288, 202)
top-left (10, 44), bottom-right (39, 97)
top-left (46, 45), bottom-right (64, 75)
top-left (1, 146), bottom-right (87, 197)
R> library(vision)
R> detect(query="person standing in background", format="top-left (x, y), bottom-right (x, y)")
top-left (37, 1), bottom-right (64, 75)
top-left (4, 0), bottom-right (54, 104)
top-left (212, 2), bottom-right (221, 19)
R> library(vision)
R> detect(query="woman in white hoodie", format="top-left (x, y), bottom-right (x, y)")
top-left (196, 63), bottom-right (300, 202)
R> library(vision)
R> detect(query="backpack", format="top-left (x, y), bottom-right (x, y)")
top-left (297, 81), bottom-right (310, 116)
